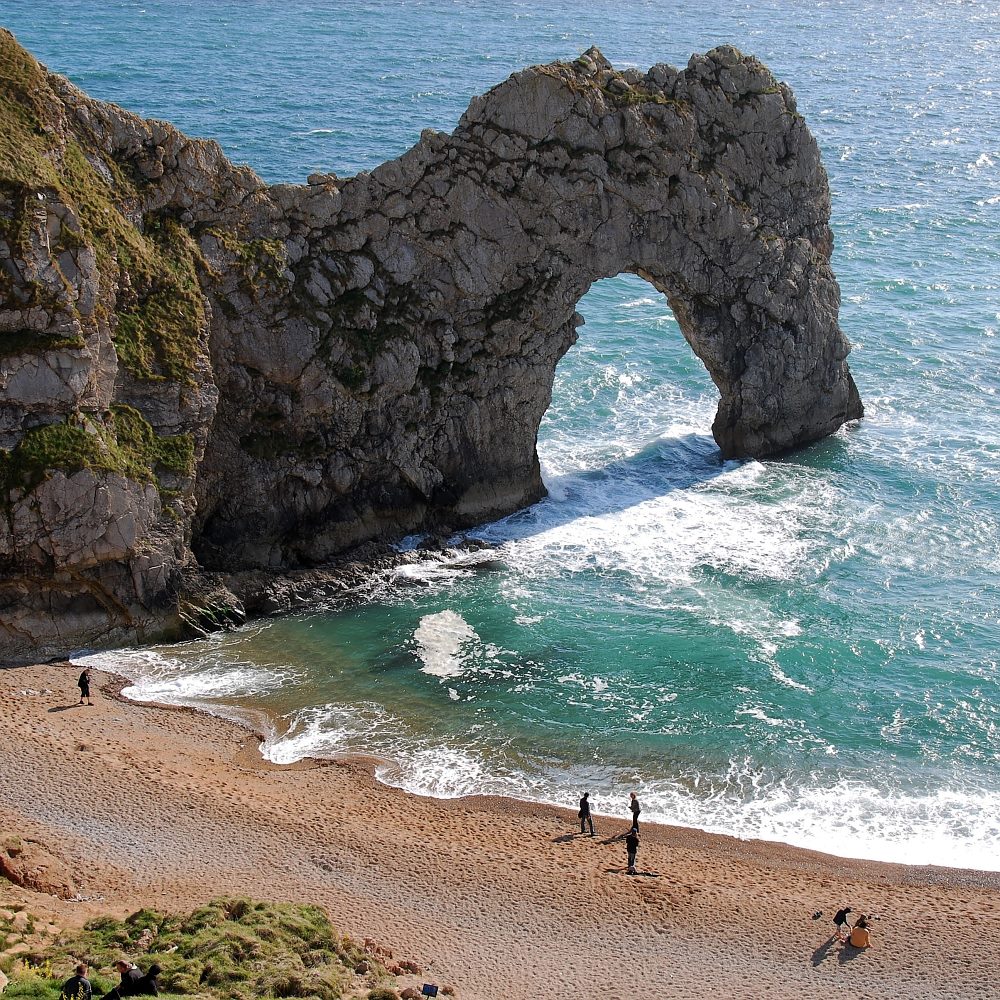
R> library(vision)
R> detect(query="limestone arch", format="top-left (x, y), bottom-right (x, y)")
top-left (195, 45), bottom-right (864, 564)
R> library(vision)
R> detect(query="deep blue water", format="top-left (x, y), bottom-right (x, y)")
top-left (7, 0), bottom-right (999, 867)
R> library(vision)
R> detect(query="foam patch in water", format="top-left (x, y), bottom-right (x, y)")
top-left (413, 609), bottom-right (479, 678)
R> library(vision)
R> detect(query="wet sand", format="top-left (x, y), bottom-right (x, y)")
top-left (2, 662), bottom-right (998, 1000)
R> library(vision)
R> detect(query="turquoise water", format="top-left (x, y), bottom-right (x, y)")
top-left (10, 0), bottom-right (999, 867)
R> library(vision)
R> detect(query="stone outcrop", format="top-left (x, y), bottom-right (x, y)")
top-left (0, 834), bottom-right (78, 900)
top-left (0, 33), bottom-right (863, 664)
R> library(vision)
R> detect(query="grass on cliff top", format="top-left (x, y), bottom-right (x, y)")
top-left (0, 29), bottom-right (209, 382)
top-left (2, 897), bottom-right (396, 1000)
top-left (0, 29), bottom-right (61, 189)
top-left (0, 407), bottom-right (194, 500)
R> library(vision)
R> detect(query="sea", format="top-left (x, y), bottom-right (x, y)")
top-left (7, 0), bottom-right (998, 870)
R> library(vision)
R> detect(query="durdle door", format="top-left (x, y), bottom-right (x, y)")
top-left (0, 34), bottom-right (863, 664)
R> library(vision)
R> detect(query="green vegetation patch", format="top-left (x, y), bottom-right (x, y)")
top-left (0, 31), bottom-right (210, 380)
top-left (0, 30), bottom-right (61, 190)
top-left (205, 227), bottom-right (289, 290)
top-left (2, 898), bottom-right (394, 1000)
top-left (0, 407), bottom-right (193, 500)
top-left (66, 180), bottom-right (209, 383)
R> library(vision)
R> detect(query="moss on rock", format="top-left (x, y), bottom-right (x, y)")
top-left (0, 29), bottom-right (210, 381)
top-left (0, 407), bottom-right (194, 501)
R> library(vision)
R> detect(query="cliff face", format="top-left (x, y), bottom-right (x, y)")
top-left (0, 34), bottom-right (862, 663)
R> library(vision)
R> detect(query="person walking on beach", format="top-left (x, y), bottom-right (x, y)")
top-left (61, 963), bottom-right (92, 1000)
top-left (629, 791), bottom-right (641, 831)
top-left (578, 792), bottom-right (595, 836)
top-left (77, 668), bottom-right (93, 706)
top-left (833, 906), bottom-right (853, 941)
top-left (625, 826), bottom-right (639, 874)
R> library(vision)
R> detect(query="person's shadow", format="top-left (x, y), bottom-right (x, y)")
top-left (838, 942), bottom-right (866, 964)
top-left (811, 934), bottom-right (840, 967)
top-left (605, 867), bottom-right (660, 878)
top-left (551, 833), bottom-right (578, 844)
top-left (48, 704), bottom-right (81, 713)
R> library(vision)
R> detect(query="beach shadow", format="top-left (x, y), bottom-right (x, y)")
top-left (837, 943), bottom-right (868, 964)
top-left (605, 867), bottom-right (661, 878)
top-left (48, 704), bottom-right (82, 713)
top-left (811, 935), bottom-right (840, 967)
top-left (551, 834), bottom-right (578, 844)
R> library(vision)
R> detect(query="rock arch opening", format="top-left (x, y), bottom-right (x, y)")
top-left (539, 273), bottom-right (719, 487)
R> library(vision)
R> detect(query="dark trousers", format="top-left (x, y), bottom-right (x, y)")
top-left (580, 814), bottom-right (594, 835)
top-left (627, 849), bottom-right (637, 871)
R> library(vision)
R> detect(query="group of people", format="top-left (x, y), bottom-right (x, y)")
top-left (577, 791), bottom-right (643, 875)
top-left (60, 959), bottom-right (160, 999)
top-left (833, 906), bottom-right (875, 948)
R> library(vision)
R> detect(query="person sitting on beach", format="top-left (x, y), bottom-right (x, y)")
top-left (848, 914), bottom-right (872, 948)
top-left (833, 906), bottom-right (853, 940)
top-left (61, 962), bottom-right (92, 1000)
top-left (100, 959), bottom-right (159, 998)
top-left (578, 792), bottom-right (595, 837)
top-left (625, 826), bottom-right (639, 874)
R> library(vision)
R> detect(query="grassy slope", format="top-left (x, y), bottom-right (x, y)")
top-left (1, 897), bottom-right (400, 1000)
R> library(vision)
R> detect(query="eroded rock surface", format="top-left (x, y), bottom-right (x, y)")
top-left (0, 834), bottom-right (78, 900)
top-left (0, 34), bottom-right (862, 663)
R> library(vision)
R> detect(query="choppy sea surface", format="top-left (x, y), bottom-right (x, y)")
top-left (8, 0), bottom-right (999, 869)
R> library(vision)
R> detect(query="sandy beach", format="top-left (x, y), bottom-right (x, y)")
top-left (1, 662), bottom-right (998, 1000)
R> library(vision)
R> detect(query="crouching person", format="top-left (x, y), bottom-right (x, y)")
top-left (101, 959), bottom-right (160, 998)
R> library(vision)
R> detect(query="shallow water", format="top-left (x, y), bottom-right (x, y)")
top-left (8, 0), bottom-right (998, 868)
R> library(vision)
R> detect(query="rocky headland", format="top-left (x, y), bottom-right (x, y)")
top-left (0, 32), bottom-right (862, 664)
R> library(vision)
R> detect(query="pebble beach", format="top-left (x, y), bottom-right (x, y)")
top-left (2, 662), bottom-right (998, 1000)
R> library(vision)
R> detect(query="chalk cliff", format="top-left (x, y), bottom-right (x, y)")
top-left (0, 33), bottom-right (862, 663)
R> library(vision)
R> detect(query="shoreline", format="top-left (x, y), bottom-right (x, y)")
top-left (92, 650), bottom-right (1000, 877)
top-left (110, 675), bottom-right (1000, 888)
top-left (3, 661), bottom-right (999, 999)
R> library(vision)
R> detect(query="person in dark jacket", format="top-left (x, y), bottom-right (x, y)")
top-left (578, 792), bottom-right (595, 836)
top-left (833, 906), bottom-right (853, 941)
top-left (61, 963), bottom-right (93, 1000)
top-left (629, 791), bottom-right (641, 832)
top-left (100, 960), bottom-right (159, 998)
top-left (77, 668), bottom-right (93, 706)
top-left (625, 827), bottom-right (640, 874)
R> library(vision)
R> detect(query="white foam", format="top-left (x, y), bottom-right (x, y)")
top-left (72, 645), bottom-right (296, 736)
top-left (769, 665), bottom-right (813, 693)
top-left (393, 562), bottom-right (469, 586)
top-left (413, 609), bottom-right (478, 678)
top-left (642, 775), bottom-right (1000, 871)
top-left (262, 702), bottom-right (392, 764)
top-left (298, 715), bottom-right (1000, 871)
top-left (776, 620), bottom-right (803, 637)
top-left (737, 706), bottom-right (786, 727)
